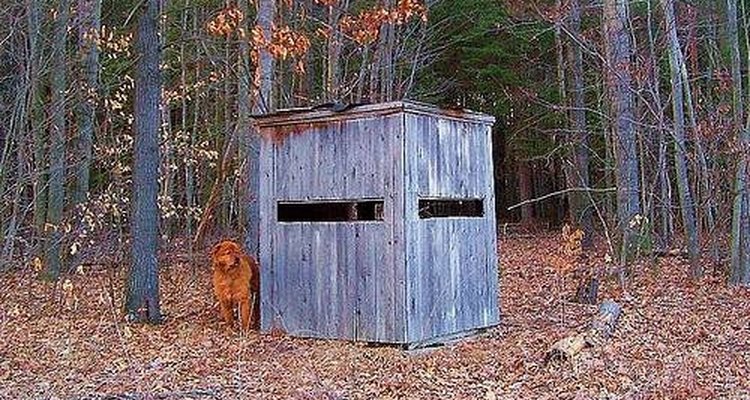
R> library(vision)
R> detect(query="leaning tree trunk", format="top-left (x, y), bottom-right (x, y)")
top-left (126, 0), bottom-right (163, 323)
top-left (245, 0), bottom-right (276, 257)
top-left (603, 0), bottom-right (641, 263)
top-left (662, 0), bottom-right (700, 277)
top-left (44, 0), bottom-right (70, 281)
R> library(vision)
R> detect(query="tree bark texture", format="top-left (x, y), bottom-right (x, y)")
top-left (126, 0), bottom-right (163, 323)
top-left (44, 0), bottom-right (70, 280)
top-left (662, 0), bottom-right (701, 276)
top-left (245, 0), bottom-right (276, 257)
top-left (602, 0), bottom-right (641, 262)
top-left (565, 0), bottom-right (593, 249)
top-left (74, 0), bottom-right (101, 206)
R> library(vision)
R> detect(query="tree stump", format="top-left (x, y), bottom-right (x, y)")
top-left (573, 276), bottom-right (599, 304)
top-left (546, 299), bottom-right (622, 364)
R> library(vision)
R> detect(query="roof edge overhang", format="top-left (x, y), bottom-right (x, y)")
top-left (252, 100), bottom-right (496, 128)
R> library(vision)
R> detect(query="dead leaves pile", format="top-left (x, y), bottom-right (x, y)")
top-left (1, 236), bottom-right (749, 399)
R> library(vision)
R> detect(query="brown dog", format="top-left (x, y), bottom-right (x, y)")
top-left (211, 240), bottom-right (260, 331)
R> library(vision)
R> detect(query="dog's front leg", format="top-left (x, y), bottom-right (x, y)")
top-left (219, 299), bottom-right (235, 328)
top-left (239, 299), bottom-right (251, 333)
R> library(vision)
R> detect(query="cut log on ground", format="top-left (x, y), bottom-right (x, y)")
top-left (546, 299), bottom-right (622, 364)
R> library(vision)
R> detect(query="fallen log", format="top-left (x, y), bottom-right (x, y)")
top-left (546, 299), bottom-right (622, 364)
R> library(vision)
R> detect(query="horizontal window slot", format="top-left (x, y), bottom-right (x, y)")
top-left (278, 200), bottom-right (384, 222)
top-left (418, 198), bottom-right (484, 219)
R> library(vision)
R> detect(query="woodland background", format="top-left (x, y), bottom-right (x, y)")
top-left (1, 0), bottom-right (750, 398)
top-left (1, 0), bottom-right (750, 285)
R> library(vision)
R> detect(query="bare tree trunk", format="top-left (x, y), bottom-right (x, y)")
top-left (646, 0), bottom-right (673, 249)
top-left (179, 0), bottom-right (190, 237)
top-left (126, 0), bottom-right (163, 323)
top-left (729, 0), bottom-right (750, 285)
top-left (28, 0), bottom-right (47, 255)
top-left (325, 1), bottom-right (346, 100)
top-left (381, 0), bottom-right (395, 102)
top-left (680, 54), bottom-right (716, 262)
top-left (662, 0), bottom-right (701, 277)
top-left (565, 0), bottom-right (592, 249)
top-left (185, 6), bottom-right (200, 238)
top-left (236, 0), bottom-right (252, 239)
top-left (603, 0), bottom-right (641, 263)
top-left (73, 0), bottom-right (100, 206)
top-left (245, 0), bottom-right (276, 257)
top-left (518, 160), bottom-right (535, 229)
top-left (44, 0), bottom-right (70, 281)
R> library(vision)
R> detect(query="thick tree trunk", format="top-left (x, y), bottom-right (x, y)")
top-left (44, 0), bottom-right (70, 281)
top-left (602, 0), bottom-right (641, 263)
top-left (73, 0), bottom-right (100, 206)
top-left (663, 0), bottom-right (701, 277)
top-left (126, 0), bottom-right (163, 323)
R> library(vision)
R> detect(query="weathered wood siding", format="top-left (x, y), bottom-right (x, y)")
top-left (403, 112), bottom-right (499, 343)
top-left (257, 101), bottom-right (497, 346)
top-left (259, 114), bottom-right (406, 343)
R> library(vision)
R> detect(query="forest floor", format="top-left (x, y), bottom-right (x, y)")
top-left (1, 235), bottom-right (750, 399)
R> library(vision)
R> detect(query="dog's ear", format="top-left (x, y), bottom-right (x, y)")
top-left (211, 242), bottom-right (224, 258)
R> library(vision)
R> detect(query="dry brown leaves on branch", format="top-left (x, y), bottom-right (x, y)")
top-left (206, 6), bottom-right (243, 37)
top-left (1, 236), bottom-right (749, 398)
top-left (340, 0), bottom-right (427, 46)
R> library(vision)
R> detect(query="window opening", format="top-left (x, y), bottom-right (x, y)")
top-left (418, 198), bottom-right (483, 219)
top-left (278, 200), bottom-right (384, 222)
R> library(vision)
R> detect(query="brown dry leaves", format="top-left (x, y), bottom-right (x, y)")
top-left (1, 236), bottom-right (749, 399)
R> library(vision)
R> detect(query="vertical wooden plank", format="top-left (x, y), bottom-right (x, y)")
top-left (484, 124), bottom-right (500, 325)
top-left (403, 113), bottom-right (421, 342)
top-left (374, 114), bottom-right (405, 342)
top-left (271, 223), bottom-right (286, 328)
top-left (448, 219), bottom-right (459, 332)
top-left (335, 223), bottom-right (350, 338)
top-left (258, 128), bottom-right (275, 331)
top-left (311, 227), bottom-right (323, 335)
top-left (392, 113), bottom-right (407, 343)
top-left (355, 224), bottom-right (376, 340)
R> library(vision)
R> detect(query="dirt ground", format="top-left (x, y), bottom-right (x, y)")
top-left (1, 236), bottom-right (749, 399)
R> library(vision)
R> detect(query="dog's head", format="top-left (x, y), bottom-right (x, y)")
top-left (211, 240), bottom-right (243, 274)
